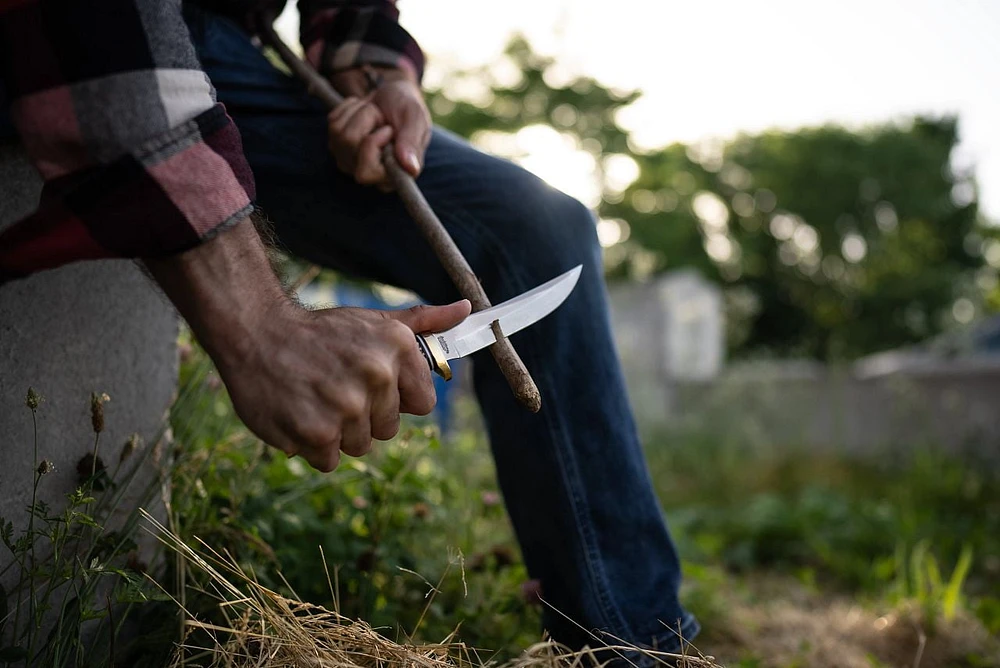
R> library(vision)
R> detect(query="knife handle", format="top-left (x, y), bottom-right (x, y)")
top-left (415, 333), bottom-right (453, 381)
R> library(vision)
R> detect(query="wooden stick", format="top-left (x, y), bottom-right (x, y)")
top-left (257, 17), bottom-right (542, 412)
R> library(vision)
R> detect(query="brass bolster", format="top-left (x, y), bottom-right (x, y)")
top-left (419, 333), bottom-right (453, 381)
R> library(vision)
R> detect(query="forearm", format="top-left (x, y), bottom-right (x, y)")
top-left (144, 214), bottom-right (468, 473)
top-left (0, 0), bottom-right (255, 284)
top-left (143, 218), bottom-right (291, 371)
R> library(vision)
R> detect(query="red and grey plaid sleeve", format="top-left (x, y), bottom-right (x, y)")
top-left (0, 0), bottom-right (256, 284)
top-left (299, 0), bottom-right (425, 83)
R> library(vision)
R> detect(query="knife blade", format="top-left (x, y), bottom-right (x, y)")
top-left (416, 265), bottom-right (583, 380)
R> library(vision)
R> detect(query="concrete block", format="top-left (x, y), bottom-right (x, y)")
top-left (0, 144), bottom-right (179, 650)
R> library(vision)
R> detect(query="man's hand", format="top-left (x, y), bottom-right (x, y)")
top-left (218, 299), bottom-right (469, 472)
top-left (145, 219), bottom-right (470, 472)
top-left (327, 67), bottom-right (431, 189)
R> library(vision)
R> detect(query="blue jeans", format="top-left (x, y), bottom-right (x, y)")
top-left (206, 7), bottom-right (699, 653)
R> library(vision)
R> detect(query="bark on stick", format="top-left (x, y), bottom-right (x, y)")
top-left (258, 17), bottom-right (542, 412)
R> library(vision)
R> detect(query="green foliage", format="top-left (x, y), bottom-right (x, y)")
top-left (429, 37), bottom-right (993, 360)
top-left (886, 541), bottom-right (974, 632)
top-left (162, 339), bottom-right (1000, 663)
top-left (0, 390), bottom-right (164, 668)
top-left (643, 432), bottom-right (1000, 635)
top-left (426, 36), bottom-right (637, 155)
top-left (165, 338), bottom-right (541, 661)
top-left (616, 120), bottom-right (981, 359)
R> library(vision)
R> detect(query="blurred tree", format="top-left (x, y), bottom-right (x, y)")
top-left (428, 37), bottom-right (990, 361)
top-left (426, 36), bottom-right (637, 154)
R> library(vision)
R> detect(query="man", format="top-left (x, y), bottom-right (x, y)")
top-left (0, 0), bottom-right (698, 655)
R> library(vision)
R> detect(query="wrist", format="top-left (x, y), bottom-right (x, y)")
top-left (330, 65), bottom-right (420, 98)
top-left (144, 218), bottom-right (295, 371)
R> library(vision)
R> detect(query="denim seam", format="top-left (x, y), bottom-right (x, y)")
top-left (427, 192), bottom-right (636, 642)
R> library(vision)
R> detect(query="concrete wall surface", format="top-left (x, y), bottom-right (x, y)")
top-left (0, 145), bottom-right (179, 641)
top-left (671, 359), bottom-right (1000, 456)
top-left (609, 271), bottom-right (724, 425)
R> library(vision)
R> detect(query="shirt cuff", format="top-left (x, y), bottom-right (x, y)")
top-left (0, 104), bottom-right (256, 283)
top-left (301, 2), bottom-right (425, 83)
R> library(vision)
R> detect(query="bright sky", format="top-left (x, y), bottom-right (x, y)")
top-left (278, 0), bottom-right (1000, 220)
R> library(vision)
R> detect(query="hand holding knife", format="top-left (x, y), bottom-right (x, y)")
top-left (415, 265), bottom-right (582, 380)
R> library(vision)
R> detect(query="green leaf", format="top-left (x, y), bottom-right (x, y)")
top-left (0, 518), bottom-right (13, 550)
top-left (80, 606), bottom-right (109, 621)
top-left (943, 546), bottom-right (974, 621)
top-left (924, 553), bottom-right (943, 594)
top-left (68, 512), bottom-right (102, 530)
top-left (910, 541), bottom-right (928, 598)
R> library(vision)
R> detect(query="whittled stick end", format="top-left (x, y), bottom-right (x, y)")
top-left (489, 321), bottom-right (541, 413)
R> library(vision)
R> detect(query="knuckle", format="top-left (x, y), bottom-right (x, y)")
top-left (373, 416), bottom-right (400, 441)
top-left (338, 392), bottom-right (366, 418)
top-left (342, 127), bottom-right (365, 147)
top-left (294, 421), bottom-right (333, 448)
top-left (362, 357), bottom-right (395, 386)
top-left (387, 320), bottom-right (415, 346)
top-left (364, 102), bottom-right (384, 122)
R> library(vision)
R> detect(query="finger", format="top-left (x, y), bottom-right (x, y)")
top-left (355, 125), bottom-right (394, 185)
top-left (296, 429), bottom-right (343, 473)
top-left (329, 100), bottom-right (367, 165)
top-left (392, 106), bottom-right (429, 176)
top-left (340, 412), bottom-right (373, 457)
top-left (328, 98), bottom-right (365, 132)
top-left (304, 444), bottom-right (341, 473)
top-left (277, 411), bottom-right (342, 472)
top-left (265, 433), bottom-right (301, 460)
top-left (330, 101), bottom-right (383, 156)
top-left (370, 381), bottom-right (401, 441)
top-left (340, 103), bottom-right (386, 147)
top-left (398, 340), bottom-right (437, 416)
top-left (385, 300), bottom-right (472, 334)
top-left (331, 104), bottom-right (385, 175)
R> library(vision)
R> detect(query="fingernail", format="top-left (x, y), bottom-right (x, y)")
top-left (406, 150), bottom-right (421, 174)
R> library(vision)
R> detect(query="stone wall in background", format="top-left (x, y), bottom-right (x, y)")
top-left (608, 269), bottom-right (1000, 454)
top-left (673, 360), bottom-right (1000, 456)
top-left (609, 270), bottom-right (724, 425)
top-left (0, 145), bottom-right (179, 602)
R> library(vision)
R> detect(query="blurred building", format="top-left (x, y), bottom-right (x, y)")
top-left (608, 270), bottom-right (724, 424)
top-left (608, 270), bottom-right (1000, 456)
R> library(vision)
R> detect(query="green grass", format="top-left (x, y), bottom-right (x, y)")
top-left (5, 335), bottom-right (1000, 666)
top-left (158, 338), bottom-right (1000, 665)
top-left (644, 431), bottom-right (1000, 607)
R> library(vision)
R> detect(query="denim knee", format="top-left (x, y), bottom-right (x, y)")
top-left (506, 188), bottom-right (600, 279)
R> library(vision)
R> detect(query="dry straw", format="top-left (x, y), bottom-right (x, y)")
top-left (140, 510), bottom-right (720, 668)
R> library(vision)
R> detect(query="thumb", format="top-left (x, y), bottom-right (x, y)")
top-left (393, 112), bottom-right (425, 176)
top-left (387, 300), bottom-right (472, 334)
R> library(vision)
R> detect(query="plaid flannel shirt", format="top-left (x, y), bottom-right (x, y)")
top-left (0, 0), bottom-right (423, 284)
top-left (197, 0), bottom-right (426, 80)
